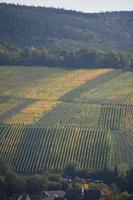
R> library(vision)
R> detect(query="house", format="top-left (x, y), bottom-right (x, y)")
top-left (39, 190), bottom-right (66, 200)
top-left (65, 188), bottom-right (101, 200)
top-left (100, 190), bottom-right (109, 200)
top-left (84, 189), bottom-right (101, 200)
top-left (9, 194), bottom-right (30, 200)
top-left (93, 180), bottom-right (103, 184)
top-left (25, 194), bottom-right (31, 200)
top-left (129, 195), bottom-right (133, 200)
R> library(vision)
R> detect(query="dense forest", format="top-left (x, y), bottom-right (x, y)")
top-left (0, 41), bottom-right (133, 69)
top-left (0, 3), bottom-right (133, 53)
top-left (0, 3), bottom-right (133, 68)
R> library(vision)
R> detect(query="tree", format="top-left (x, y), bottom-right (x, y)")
top-left (5, 174), bottom-right (27, 195)
top-left (64, 163), bottom-right (78, 178)
top-left (102, 52), bottom-right (121, 68)
top-left (0, 176), bottom-right (5, 190)
top-left (119, 53), bottom-right (130, 69)
top-left (118, 191), bottom-right (129, 200)
top-left (0, 159), bottom-right (9, 175)
top-left (27, 175), bottom-right (44, 194)
top-left (126, 169), bottom-right (133, 193)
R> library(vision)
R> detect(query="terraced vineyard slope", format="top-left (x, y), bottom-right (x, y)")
top-left (0, 66), bottom-right (133, 173)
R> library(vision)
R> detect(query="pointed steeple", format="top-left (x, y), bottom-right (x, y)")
top-left (81, 187), bottom-right (84, 196)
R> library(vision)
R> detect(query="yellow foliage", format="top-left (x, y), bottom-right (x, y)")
top-left (6, 100), bottom-right (59, 125)
top-left (17, 69), bottom-right (111, 100)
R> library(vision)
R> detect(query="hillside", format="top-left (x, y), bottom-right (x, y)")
top-left (0, 3), bottom-right (133, 53)
top-left (0, 66), bottom-right (133, 173)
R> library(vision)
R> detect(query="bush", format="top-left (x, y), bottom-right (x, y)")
top-left (0, 176), bottom-right (5, 190)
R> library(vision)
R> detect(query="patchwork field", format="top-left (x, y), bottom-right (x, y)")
top-left (0, 66), bottom-right (133, 173)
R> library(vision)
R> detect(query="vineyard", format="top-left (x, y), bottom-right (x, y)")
top-left (0, 66), bottom-right (133, 173)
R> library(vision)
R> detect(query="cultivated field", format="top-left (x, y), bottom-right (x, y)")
top-left (0, 66), bottom-right (133, 173)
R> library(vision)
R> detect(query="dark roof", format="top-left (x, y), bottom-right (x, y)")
top-left (44, 191), bottom-right (65, 198)
top-left (9, 194), bottom-right (28, 200)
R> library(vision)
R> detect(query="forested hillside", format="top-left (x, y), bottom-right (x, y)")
top-left (0, 3), bottom-right (133, 53)
top-left (0, 3), bottom-right (133, 68)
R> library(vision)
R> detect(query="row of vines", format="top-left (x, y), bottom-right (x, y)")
top-left (0, 68), bottom-right (132, 173)
top-left (0, 125), bottom-right (111, 173)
